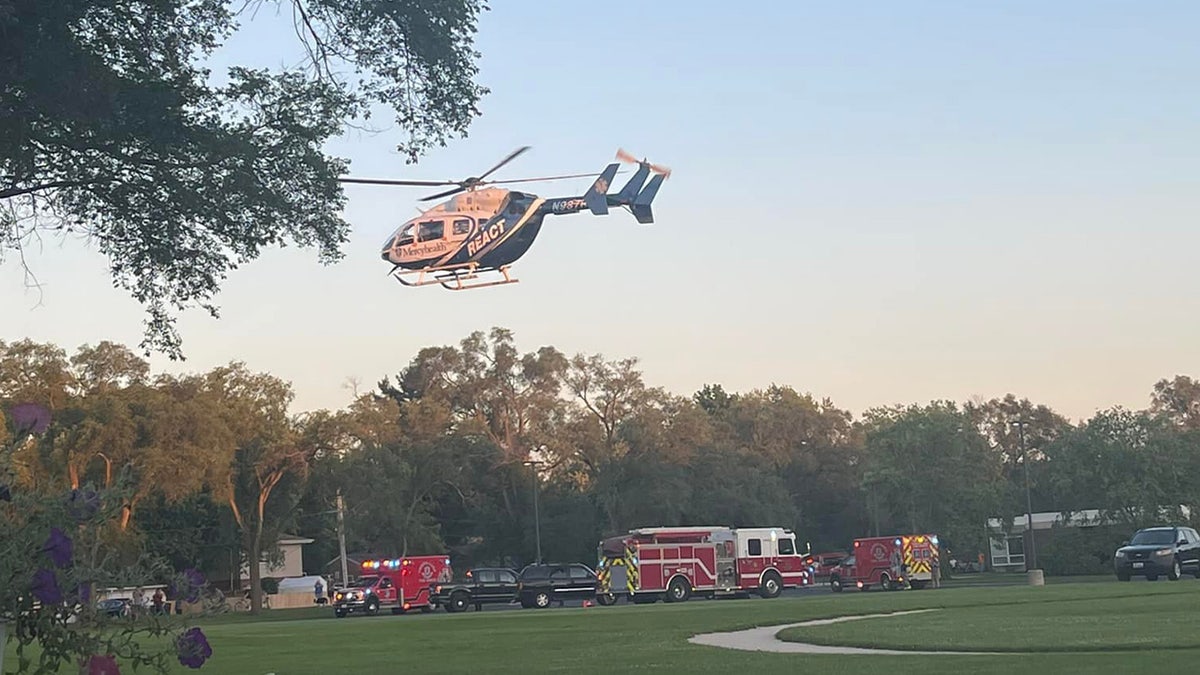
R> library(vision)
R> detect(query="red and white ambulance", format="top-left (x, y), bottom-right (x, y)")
top-left (332, 555), bottom-right (453, 617)
top-left (595, 526), bottom-right (813, 604)
top-left (828, 533), bottom-right (940, 592)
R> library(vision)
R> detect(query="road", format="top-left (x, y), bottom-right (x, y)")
top-left (430, 582), bottom-right (831, 615)
top-left (436, 574), bottom-right (1089, 616)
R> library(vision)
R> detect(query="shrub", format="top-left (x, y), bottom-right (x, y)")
top-left (1, 403), bottom-right (217, 674)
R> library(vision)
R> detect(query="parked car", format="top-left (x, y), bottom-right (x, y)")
top-left (515, 563), bottom-right (597, 608)
top-left (431, 567), bottom-right (519, 612)
top-left (1114, 526), bottom-right (1200, 581)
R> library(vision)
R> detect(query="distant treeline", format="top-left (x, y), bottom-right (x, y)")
top-left (3, 329), bottom-right (1199, 592)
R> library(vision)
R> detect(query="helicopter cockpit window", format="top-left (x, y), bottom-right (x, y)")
top-left (452, 218), bottom-right (472, 236)
top-left (417, 219), bottom-right (445, 241)
top-left (395, 223), bottom-right (416, 246)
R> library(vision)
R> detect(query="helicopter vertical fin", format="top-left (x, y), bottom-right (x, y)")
top-left (630, 173), bottom-right (663, 224)
top-left (584, 163), bottom-right (619, 215)
top-left (615, 162), bottom-right (650, 203)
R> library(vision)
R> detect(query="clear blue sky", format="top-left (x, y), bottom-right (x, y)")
top-left (3, 1), bottom-right (1198, 421)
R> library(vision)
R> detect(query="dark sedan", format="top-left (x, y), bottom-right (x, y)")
top-left (1114, 526), bottom-right (1200, 581)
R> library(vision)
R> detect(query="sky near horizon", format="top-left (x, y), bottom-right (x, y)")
top-left (3, 1), bottom-right (1199, 422)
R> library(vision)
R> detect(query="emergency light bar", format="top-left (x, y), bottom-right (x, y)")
top-left (360, 557), bottom-right (453, 570)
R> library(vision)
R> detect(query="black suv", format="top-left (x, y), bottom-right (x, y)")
top-left (516, 563), bottom-right (597, 609)
top-left (1114, 526), bottom-right (1200, 581)
top-left (431, 567), bottom-right (519, 612)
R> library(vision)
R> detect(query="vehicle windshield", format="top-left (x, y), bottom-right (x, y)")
top-left (346, 576), bottom-right (379, 588)
top-left (1130, 530), bottom-right (1176, 546)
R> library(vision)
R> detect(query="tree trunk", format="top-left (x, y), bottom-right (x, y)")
top-left (248, 527), bottom-right (263, 614)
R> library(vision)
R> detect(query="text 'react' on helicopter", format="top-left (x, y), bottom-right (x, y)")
top-left (337, 147), bottom-right (671, 290)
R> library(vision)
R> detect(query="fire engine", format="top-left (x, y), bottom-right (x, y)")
top-left (332, 555), bottom-right (453, 617)
top-left (828, 533), bottom-right (940, 592)
top-left (595, 526), bottom-right (814, 604)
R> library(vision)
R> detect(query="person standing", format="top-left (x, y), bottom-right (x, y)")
top-left (314, 579), bottom-right (325, 605)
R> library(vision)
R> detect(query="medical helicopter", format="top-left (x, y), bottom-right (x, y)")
top-left (338, 147), bottom-right (670, 290)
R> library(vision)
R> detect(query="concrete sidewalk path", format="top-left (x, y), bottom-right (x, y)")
top-left (688, 609), bottom-right (1006, 655)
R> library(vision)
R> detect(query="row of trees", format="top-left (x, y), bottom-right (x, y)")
top-left (4, 329), bottom-right (1200, 607)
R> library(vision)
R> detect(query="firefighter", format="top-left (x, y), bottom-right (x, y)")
top-left (889, 548), bottom-right (904, 590)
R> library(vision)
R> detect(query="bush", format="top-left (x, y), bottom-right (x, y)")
top-left (1, 403), bottom-right (217, 674)
top-left (260, 577), bottom-right (280, 595)
top-left (1037, 525), bottom-right (1126, 576)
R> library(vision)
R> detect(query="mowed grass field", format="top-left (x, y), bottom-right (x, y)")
top-left (6, 578), bottom-right (1199, 673)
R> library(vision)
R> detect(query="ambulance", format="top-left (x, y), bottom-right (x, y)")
top-left (332, 555), bottom-right (453, 617)
top-left (828, 534), bottom-right (940, 591)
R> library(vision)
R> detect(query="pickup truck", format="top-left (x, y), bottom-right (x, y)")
top-left (431, 567), bottom-right (519, 612)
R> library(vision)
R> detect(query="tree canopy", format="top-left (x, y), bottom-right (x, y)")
top-left (1, 0), bottom-right (489, 357)
top-left (5, 328), bottom-right (1200, 591)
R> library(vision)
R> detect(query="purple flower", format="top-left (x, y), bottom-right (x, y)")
top-left (86, 654), bottom-right (121, 675)
top-left (170, 568), bottom-right (208, 604)
top-left (42, 527), bottom-right (73, 568)
top-left (9, 402), bottom-right (51, 435)
top-left (175, 627), bottom-right (212, 669)
top-left (66, 487), bottom-right (100, 522)
top-left (31, 568), bottom-right (62, 604)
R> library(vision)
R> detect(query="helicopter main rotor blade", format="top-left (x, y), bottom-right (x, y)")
top-left (339, 177), bottom-right (460, 187)
top-left (484, 171), bottom-right (621, 185)
top-left (475, 145), bottom-right (531, 182)
top-left (419, 185), bottom-right (469, 202)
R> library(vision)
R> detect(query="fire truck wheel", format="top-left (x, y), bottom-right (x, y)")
top-left (447, 593), bottom-right (470, 613)
top-left (596, 593), bottom-right (617, 606)
top-left (665, 577), bottom-right (692, 603)
top-left (365, 599), bottom-right (379, 616)
top-left (533, 591), bottom-right (552, 609)
top-left (830, 576), bottom-right (843, 593)
top-left (879, 573), bottom-right (892, 590)
top-left (759, 571), bottom-right (782, 599)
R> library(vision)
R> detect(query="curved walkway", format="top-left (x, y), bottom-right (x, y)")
top-left (688, 609), bottom-right (1007, 655)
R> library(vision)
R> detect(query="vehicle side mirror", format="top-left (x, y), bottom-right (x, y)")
top-left (1120, 541), bottom-right (1129, 546)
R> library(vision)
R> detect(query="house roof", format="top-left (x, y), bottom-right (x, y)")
top-left (986, 505), bottom-right (1192, 531)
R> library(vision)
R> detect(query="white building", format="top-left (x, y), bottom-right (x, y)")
top-left (985, 506), bottom-right (1191, 571)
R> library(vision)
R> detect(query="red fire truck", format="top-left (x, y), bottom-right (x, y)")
top-left (595, 526), bottom-right (813, 604)
top-left (828, 534), bottom-right (940, 592)
top-left (332, 555), bottom-right (453, 617)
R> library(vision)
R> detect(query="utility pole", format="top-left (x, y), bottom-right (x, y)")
top-left (1011, 420), bottom-right (1037, 571)
top-left (523, 459), bottom-right (543, 564)
top-left (336, 489), bottom-right (349, 589)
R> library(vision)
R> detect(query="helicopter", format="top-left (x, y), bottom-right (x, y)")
top-left (338, 147), bottom-right (670, 290)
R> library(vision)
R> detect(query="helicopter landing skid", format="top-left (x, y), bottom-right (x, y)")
top-left (391, 262), bottom-right (519, 291)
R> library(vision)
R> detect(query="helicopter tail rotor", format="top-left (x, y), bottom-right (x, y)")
top-left (616, 148), bottom-right (672, 179)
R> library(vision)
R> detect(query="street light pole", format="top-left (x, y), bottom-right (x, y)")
top-left (523, 460), bottom-right (543, 565)
top-left (1011, 420), bottom-right (1037, 571)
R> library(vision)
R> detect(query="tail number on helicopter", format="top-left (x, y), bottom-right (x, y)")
top-left (550, 198), bottom-right (587, 213)
top-left (466, 219), bottom-right (510, 257)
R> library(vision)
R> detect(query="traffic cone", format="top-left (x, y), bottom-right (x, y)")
top-left (583, 600), bottom-right (593, 608)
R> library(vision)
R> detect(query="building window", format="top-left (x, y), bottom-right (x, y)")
top-left (990, 535), bottom-right (1025, 566)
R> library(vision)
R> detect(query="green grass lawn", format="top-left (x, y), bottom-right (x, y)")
top-left (779, 583), bottom-right (1200, 653)
top-left (6, 579), bottom-right (1200, 674)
